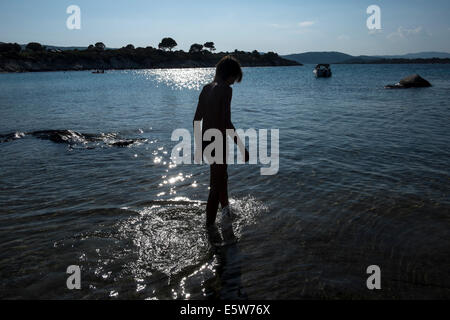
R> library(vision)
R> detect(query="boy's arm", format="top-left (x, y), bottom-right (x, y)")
top-left (193, 87), bottom-right (205, 126)
top-left (223, 87), bottom-right (249, 162)
top-left (223, 87), bottom-right (235, 130)
top-left (193, 87), bottom-right (205, 163)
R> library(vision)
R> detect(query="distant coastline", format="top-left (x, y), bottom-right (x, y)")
top-left (0, 43), bottom-right (300, 73)
top-left (335, 58), bottom-right (450, 64)
top-left (3, 43), bottom-right (450, 73)
top-left (283, 51), bottom-right (450, 65)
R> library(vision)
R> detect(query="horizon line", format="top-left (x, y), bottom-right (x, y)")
top-left (3, 41), bottom-right (450, 57)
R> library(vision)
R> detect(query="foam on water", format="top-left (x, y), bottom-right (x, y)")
top-left (115, 196), bottom-right (266, 276)
top-left (27, 196), bottom-right (268, 299)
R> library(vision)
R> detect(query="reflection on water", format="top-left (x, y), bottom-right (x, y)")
top-left (55, 197), bottom-right (266, 300)
top-left (137, 68), bottom-right (215, 90)
top-left (0, 65), bottom-right (449, 299)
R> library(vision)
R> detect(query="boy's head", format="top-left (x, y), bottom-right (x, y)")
top-left (215, 55), bottom-right (243, 85)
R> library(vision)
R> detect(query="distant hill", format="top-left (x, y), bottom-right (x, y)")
top-left (339, 57), bottom-right (450, 64)
top-left (375, 52), bottom-right (450, 59)
top-left (282, 51), bottom-right (450, 64)
top-left (16, 44), bottom-right (89, 51)
top-left (5, 43), bottom-right (117, 51)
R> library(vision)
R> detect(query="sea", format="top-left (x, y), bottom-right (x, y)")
top-left (0, 64), bottom-right (449, 299)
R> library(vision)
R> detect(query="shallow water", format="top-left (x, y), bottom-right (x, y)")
top-left (0, 65), bottom-right (449, 299)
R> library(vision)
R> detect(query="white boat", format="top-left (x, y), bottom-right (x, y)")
top-left (313, 64), bottom-right (332, 78)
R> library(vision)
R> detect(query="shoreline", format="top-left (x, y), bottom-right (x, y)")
top-left (0, 64), bottom-right (302, 74)
top-left (336, 58), bottom-right (450, 65)
top-left (0, 48), bottom-right (301, 73)
top-left (2, 62), bottom-right (448, 74)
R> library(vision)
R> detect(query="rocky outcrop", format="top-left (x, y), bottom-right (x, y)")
top-left (385, 74), bottom-right (432, 89)
top-left (0, 48), bottom-right (300, 73)
top-left (0, 129), bottom-right (146, 148)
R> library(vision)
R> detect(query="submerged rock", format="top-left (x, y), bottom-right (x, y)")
top-left (110, 140), bottom-right (135, 147)
top-left (31, 130), bottom-right (87, 144)
top-left (385, 74), bottom-right (432, 89)
top-left (1, 129), bottom-right (146, 148)
top-left (0, 131), bottom-right (25, 143)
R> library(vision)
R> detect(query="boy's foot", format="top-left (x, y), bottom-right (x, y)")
top-left (206, 224), bottom-right (223, 246)
top-left (221, 205), bottom-right (234, 221)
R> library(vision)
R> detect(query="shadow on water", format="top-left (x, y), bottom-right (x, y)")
top-left (206, 218), bottom-right (247, 299)
top-left (166, 197), bottom-right (266, 300)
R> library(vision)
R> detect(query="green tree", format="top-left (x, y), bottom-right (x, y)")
top-left (95, 42), bottom-right (106, 51)
top-left (26, 42), bottom-right (44, 52)
top-left (204, 42), bottom-right (215, 52)
top-left (0, 43), bottom-right (21, 53)
top-left (189, 43), bottom-right (203, 54)
top-left (158, 37), bottom-right (177, 51)
top-left (265, 51), bottom-right (278, 58)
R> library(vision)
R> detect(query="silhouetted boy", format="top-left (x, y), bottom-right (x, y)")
top-left (193, 56), bottom-right (249, 227)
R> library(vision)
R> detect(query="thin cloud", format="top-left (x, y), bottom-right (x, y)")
top-left (387, 26), bottom-right (430, 39)
top-left (368, 29), bottom-right (383, 35)
top-left (337, 34), bottom-right (350, 41)
top-left (269, 23), bottom-right (288, 29)
top-left (298, 21), bottom-right (316, 28)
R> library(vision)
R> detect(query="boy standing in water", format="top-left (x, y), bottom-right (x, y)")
top-left (193, 56), bottom-right (249, 227)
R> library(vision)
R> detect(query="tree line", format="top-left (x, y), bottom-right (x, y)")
top-left (0, 38), bottom-right (221, 54)
top-left (157, 38), bottom-right (215, 53)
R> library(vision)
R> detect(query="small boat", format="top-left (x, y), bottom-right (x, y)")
top-left (313, 64), bottom-right (332, 78)
top-left (92, 69), bottom-right (105, 74)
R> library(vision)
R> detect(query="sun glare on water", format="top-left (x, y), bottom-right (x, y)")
top-left (135, 68), bottom-right (215, 90)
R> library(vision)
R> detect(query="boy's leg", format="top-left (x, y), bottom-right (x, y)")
top-left (206, 190), bottom-right (219, 225)
top-left (218, 165), bottom-right (229, 208)
top-left (206, 164), bottom-right (220, 225)
top-left (219, 142), bottom-right (229, 208)
top-left (206, 164), bottom-right (228, 225)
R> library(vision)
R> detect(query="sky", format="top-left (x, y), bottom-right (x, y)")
top-left (0, 0), bottom-right (449, 56)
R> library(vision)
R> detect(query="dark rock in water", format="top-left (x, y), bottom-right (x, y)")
top-left (399, 74), bottom-right (432, 87)
top-left (0, 132), bottom-right (26, 143)
top-left (31, 130), bottom-right (87, 144)
top-left (1, 129), bottom-right (144, 148)
top-left (385, 74), bottom-right (432, 89)
top-left (110, 140), bottom-right (135, 147)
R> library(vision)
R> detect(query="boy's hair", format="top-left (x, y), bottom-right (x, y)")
top-left (215, 55), bottom-right (243, 83)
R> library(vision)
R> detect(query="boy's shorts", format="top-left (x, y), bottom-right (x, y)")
top-left (202, 137), bottom-right (228, 165)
